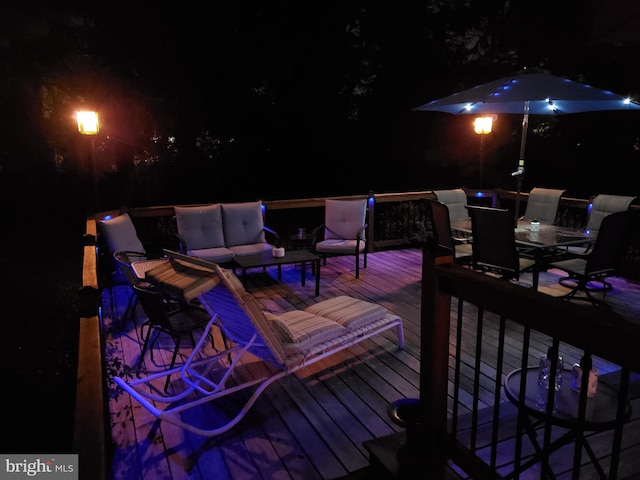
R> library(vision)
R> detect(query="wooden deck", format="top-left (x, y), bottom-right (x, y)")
top-left (102, 248), bottom-right (640, 479)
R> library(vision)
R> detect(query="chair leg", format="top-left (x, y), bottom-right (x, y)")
top-left (122, 290), bottom-right (138, 327)
top-left (559, 279), bottom-right (610, 309)
top-left (139, 323), bottom-right (152, 363)
top-left (141, 326), bottom-right (162, 364)
top-left (355, 253), bottom-right (360, 279)
top-left (164, 341), bottom-right (181, 392)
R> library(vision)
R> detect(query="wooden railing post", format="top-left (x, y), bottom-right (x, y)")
top-left (395, 242), bottom-right (452, 476)
top-left (367, 191), bottom-right (375, 253)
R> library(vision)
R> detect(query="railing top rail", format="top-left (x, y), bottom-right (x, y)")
top-left (434, 261), bottom-right (640, 372)
top-left (91, 188), bottom-right (614, 220)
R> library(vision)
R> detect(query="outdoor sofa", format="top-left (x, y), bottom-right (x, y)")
top-left (174, 201), bottom-right (280, 266)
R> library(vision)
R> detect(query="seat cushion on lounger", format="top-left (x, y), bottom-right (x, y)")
top-left (304, 295), bottom-right (387, 330)
top-left (267, 310), bottom-right (347, 351)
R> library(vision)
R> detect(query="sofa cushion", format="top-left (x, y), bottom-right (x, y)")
top-left (229, 243), bottom-right (273, 257)
top-left (187, 247), bottom-right (235, 264)
top-left (305, 295), bottom-right (387, 330)
top-left (175, 204), bottom-right (225, 250)
top-left (98, 213), bottom-right (145, 254)
top-left (222, 201), bottom-right (266, 247)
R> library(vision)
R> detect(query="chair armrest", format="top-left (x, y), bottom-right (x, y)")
top-left (175, 233), bottom-right (189, 253)
top-left (113, 250), bottom-right (152, 266)
top-left (453, 235), bottom-right (471, 244)
top-left (310, 224), bottom-right (324, 248)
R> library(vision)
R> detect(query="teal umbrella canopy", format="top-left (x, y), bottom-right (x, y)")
top-left (413, 69), bottom-right (640, 219)
top-left (413, 69), bottom-right (640, 115)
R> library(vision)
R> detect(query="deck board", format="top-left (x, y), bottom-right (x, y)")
top-left (103, 248), bottom-right (640, 479)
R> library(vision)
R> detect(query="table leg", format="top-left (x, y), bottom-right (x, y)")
top-left (241, 267), bottom-right (247, 287)
top-left (533, 251), bottom-right (542, 290)
top-left (277, 264), bottom-right (282, 280)
top-left (301, 261), bottom-right (306, 286)
top-left (315, 260), bottom-right (320, 296)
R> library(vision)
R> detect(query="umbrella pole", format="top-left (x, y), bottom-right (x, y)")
top-left (512, 101), bottom-right (530, 224)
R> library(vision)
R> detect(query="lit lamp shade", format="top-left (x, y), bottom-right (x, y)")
top-left (76, 111), bottom-right (100, 135)
top-left (473, 116), bottom-right (493, 135)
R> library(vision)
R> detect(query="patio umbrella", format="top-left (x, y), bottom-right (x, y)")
top-left (413, 68), bottom-right (640, 219)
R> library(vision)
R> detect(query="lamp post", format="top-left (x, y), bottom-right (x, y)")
top-left (76, 111), bottom-right (100, 209)
top-left (473, 116), bottom-right (493, 190)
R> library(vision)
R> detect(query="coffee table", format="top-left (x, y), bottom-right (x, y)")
top-left (233, 249), bottom-right (320, 296)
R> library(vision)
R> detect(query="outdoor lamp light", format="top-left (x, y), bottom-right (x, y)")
top-left (474, 116), bottom-right (495, 190)
top-left (76, 111), bottom-right (99, 135)
top-left (474, 116), bottom-right (493, 135)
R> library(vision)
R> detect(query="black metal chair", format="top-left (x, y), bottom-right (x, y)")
top-left (427, 200), bottom-right (473, 265)
top-left (112, 250), bottom-right (159, 327)
top-left (549, 210), bottom-right (634, 308)
top-left (134, 285), bottom-right (214, 391)
top-left (564, 193), bottom-right (637, 257)
top-left (522, 187), bottom-right (565, 225)
top-left (433, 188), bottom-right (470, 222)
top-left (467, 205), bottom-right (536, 286)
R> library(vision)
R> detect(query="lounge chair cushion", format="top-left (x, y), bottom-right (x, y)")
top-left (99, 213), bottom-right (145, 254)
top-left (268, 310), bottom-right (347, 351)
top-left (222, 201), bottom-right (266, 247)
top-left (304, 295), bottom-right (387, 330)
top-left (175, 204), bottom-right (226, 250)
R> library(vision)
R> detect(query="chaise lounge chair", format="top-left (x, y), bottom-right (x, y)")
top-left (113, 251), bottom-right (405, 437)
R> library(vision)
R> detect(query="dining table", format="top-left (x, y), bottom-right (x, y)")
top-left (450, 218), bottom-right (597, 289)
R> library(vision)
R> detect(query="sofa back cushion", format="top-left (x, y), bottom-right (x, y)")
top-left (98, 213), bottom-right (145, 254)
top-left (175, 204), bottom-right (225, 250)
top-left (222, 201), bottom-right (266, 247)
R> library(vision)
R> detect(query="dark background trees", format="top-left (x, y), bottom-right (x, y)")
top-left (4, 1), bottom-right (639, 213)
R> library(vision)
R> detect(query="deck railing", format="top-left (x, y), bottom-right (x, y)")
top-left (411, 248), bottom-right (640, 479)
top-left (74, 188), bottom-right (638, 479)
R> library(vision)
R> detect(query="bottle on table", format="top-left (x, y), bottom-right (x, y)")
top-left (538, 346), bottom-right (563, 391)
